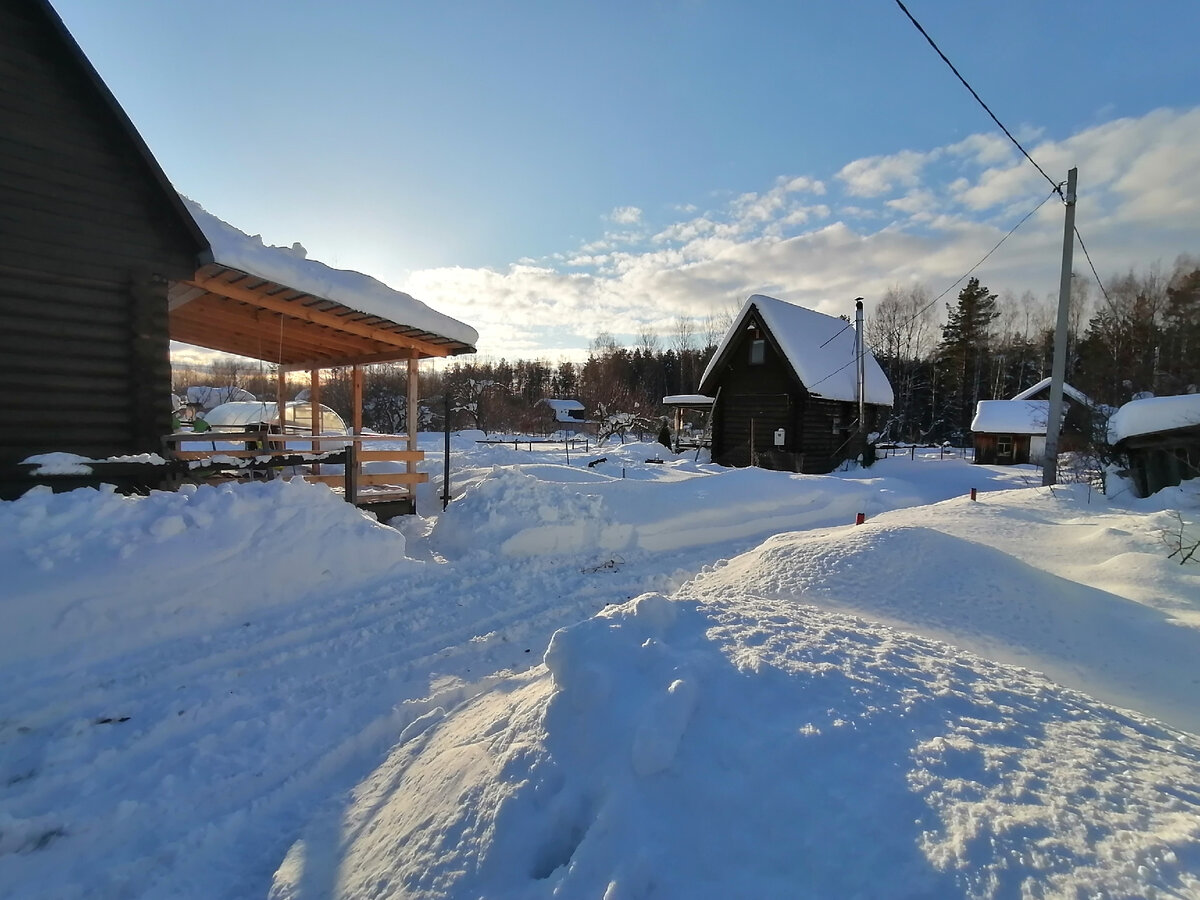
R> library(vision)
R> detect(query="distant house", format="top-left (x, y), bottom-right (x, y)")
top-left (1109, 394), bottom-right (1200, 497)
top-left (538, 399), bottom-right (590, 435)
top-left (1, 0), bottom-right (476, 507)
top-left (697, 295), bottom-right (893, 473)
top-left (971, 378), bottom-right (1093, 465)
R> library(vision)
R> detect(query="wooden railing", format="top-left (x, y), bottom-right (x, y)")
top-left (163, 430), bottom-right (427, 506)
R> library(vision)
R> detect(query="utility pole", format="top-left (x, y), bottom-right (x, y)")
top-left (1042, 167), bottom-right (1077, 486)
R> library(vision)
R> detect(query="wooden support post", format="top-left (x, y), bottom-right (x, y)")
top-left (408, 355), bottom-right (419, 511)
top-left (276, 368), bottom-right (287, 437)
top-left (345, 442), bottom-right (358, 506)
top-left (309, 368), bottom-right (321, 475)
top-left (352, 364), bottom-right (364, 435)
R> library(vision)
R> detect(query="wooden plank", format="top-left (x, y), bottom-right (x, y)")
top-left (182, 275), bottom-right (453, 357)
top-left (357, 449), bottom-right (423, 461)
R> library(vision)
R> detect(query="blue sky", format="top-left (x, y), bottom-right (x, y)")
top-left (54, 0), bottom-right (1200, 361)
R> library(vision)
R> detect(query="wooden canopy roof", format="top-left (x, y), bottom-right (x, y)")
top-left (168, 262), bottom-right (476, 372)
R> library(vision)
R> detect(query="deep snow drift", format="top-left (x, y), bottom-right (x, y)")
top-left (2, 438), bottom-right (1199, 899)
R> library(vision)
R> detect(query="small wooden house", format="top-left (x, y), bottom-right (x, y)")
top-left (697, 295), bottom-right (893, 473)
top-left (971, 379), bottom-right (1092, 465)
top-left (1109, 394), bottom-right (1200, 497)
top-left (537, 398), bottom-right (591, 436)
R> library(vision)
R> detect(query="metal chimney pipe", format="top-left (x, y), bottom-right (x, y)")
top-left (855, 298), bottom-right (865, 438)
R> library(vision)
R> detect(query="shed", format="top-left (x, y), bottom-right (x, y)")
top-left (971, 378), bottom-right (1092, 465)
top-left (1108, 394), bottom-right (1200, 496)
top-left (0, 0), bottom-right (477, 509)
top-left (697, 295), bottom-right (893, 473)
top-left (538, 399), bottom-right (590, 434)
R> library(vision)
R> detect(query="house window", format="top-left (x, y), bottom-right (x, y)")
top-left (749, 339), bottom-right (765, 365)
top-left (997, 435), bottom-right (1013, 458)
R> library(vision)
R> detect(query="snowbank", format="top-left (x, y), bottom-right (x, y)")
top-left (282, 592), bottom-right (1200, 899)
top-left (0, 479), bottom-right (409, 667)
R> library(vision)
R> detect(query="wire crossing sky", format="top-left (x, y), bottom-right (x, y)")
top-left (52, 0), bottom-right (1200, 362)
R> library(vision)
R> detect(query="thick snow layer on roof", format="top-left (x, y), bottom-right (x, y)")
top-left (539, 398), bottom-right (586, 422)
top-left (701, 295), bottom-right (893, 405)
top-left (662, 394), bottom-right (714, 405)
top-left (1011, 376), bottom-right (1092, 406)
top-left (184, 385), bottom-right (254, 409)
top-left (184, 198), bottom-right (478, 348)
top-left (1109, 393), bottom-right (1200, 443)
top-left (971, 399), bottom-right (1054, 434)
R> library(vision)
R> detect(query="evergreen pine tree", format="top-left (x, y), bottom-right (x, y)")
top-left (937, 277), bottom-right (1000, 438)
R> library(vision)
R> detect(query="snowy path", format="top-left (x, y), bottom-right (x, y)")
top-left (3, 441), bottom-right (1199, 898)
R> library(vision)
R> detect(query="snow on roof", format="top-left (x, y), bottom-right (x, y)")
top-left (700, 295), bottom-right (893, 406)
top-left (971, 400), bottom-right (1052, 435)
top-left (185, 385), bottom-right (255, 409)
top-left (662, 394), bottom-right (715, 405)
top-left (200, 401), bottom-right (347, 434)
top-left (183, 198), bottom-right (478, 348)
top-left (539, 398), bottom-right (586, 423)
top-left (1108, 393), bottom-right (1200, 444)
top-left (1011, 377), bottom-right (1092, 406)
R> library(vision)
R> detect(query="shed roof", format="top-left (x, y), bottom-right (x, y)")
top-left (698, 295), bottom-right (894, 406)
top-left (168, 200), bottom-right (477, 369)
top-left (971, 400), bottom-right (1053, 435)
top-left (1108, 394), bottom-right (1200, 444)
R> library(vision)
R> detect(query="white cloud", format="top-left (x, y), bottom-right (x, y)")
top-left (608, 205), bottom-right (643, 225)
top-left (395, 108), bottom-right (1200, 362)
top-left (837, 149), bottom-right (934, 197)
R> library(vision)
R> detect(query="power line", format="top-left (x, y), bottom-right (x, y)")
top-left (893, 0), bottom-right (1061, 198)
top-left (805, 185), bottom-right (1059, 394)
top-left (1073, 225), bottom-right (1113, 306)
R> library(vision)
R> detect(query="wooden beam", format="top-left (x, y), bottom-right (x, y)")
top-left (277, 367), bottom-right (287, 434)
top-left (175, 297), bottom-right (378, 356)
top-left (407, 356), bottom-right (420, 490)
top-left (352, 364), bottom-right (363, 435)
top-left (183, 274), bottom-right (453, 358)
top-left (279, 348), bottom-right (418, 372)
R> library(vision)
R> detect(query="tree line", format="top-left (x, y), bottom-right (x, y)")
top-left (176, 256), bottom-right (1198, 441)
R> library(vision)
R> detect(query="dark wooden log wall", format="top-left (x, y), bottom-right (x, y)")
top-left (0, 0), bottom-right (200, 469)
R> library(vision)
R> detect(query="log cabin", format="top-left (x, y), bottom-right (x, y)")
top-left (698, 295), bottom-right (893, 473)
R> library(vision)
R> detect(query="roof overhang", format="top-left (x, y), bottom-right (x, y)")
top-left (169, 263), bottom-right (476, 371)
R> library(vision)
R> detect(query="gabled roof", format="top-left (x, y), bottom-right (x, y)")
top-left (1109, 394), bottom-right (1200, 444)
top-left (31, 0), bottom-right (208, 256)
top-left (971, 400), bottom-right (1054, 435)
top-left (699, 295), bottom-right (893, 406)
top-left (539, 398), bottom-right (586, 422)
top-left (1011, 377), bottom-right (1092, 407)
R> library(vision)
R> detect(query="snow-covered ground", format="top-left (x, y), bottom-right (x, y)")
top-left (2, 438), bottom-right (1199, 899)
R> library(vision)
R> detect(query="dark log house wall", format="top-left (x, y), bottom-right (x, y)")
top-left (0, 0), bottom-right (203, 471)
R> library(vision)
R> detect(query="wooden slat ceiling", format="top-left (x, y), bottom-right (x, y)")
top-left (168, 262), bottom-right (475, 370)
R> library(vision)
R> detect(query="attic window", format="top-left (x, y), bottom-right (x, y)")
top-left (749, 339), bottom-right (765, 365)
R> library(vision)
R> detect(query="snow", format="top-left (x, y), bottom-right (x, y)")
top-left (1109, 393), bottom-right (1200, 443)
top-left (200, 401), bottom-right (349, 435)
top-left (538, 399), bottom-right (586, 423)
top-left (699, 294), bottom-right (894, 406)
top-left (661, 394), bottom-right (714, 405)
top-left (1010, 376), bottom-right (1093, 406)
top-left (970, 399), bottom-right (1051, 434)
top-left (3, 439), bottom-right (1200, 899)
top-left (184, 385), bottom-right (256, 410)
top-left (183, 198), bottom-right (478, 348)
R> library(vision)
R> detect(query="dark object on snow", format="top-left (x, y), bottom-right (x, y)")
top-left (586, 457), bottom-right (607, 468)
top-left (657, 420), bottom-right (672, 450)
top-left (645, 458), bottom-right (664, 464)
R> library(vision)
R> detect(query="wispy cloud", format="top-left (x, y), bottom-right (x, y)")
top-left (402, 107), bottom-right (1200, 361)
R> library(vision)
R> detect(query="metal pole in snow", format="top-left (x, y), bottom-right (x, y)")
top-left (855, 298), bottom-right (866, 441)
